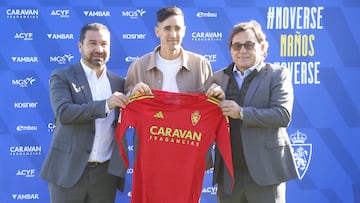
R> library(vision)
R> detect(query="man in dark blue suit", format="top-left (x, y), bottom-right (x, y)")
top-left (40, 23), bottom-right (129, 203)
top-left (211, 20), bottom-right (299, 203)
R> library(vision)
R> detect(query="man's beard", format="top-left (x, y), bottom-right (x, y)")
top-left (84, 55), bottom-right (108, 68)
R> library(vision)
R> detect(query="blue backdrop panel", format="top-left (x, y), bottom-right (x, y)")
top-left (1, 0), bottom-right (359, 202)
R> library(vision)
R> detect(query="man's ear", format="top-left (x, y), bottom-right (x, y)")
top-left (154, 26), bottom-right (160, 38)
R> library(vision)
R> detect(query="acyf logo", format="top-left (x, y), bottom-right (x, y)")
top-left (202, 186), bottom-right (217, 195)
top-left (290, 130), bottom-right (312, 179)
top-left (16, 169), bottom-right (36, 178)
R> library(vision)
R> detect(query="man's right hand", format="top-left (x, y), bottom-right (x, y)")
top-left (131, 82), bottom-right (152, 97)
top-left (107, 92), bottom-right (129, 109)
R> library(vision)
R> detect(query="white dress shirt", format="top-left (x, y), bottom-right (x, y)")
top-left (81, 60), bottom-right (115, 163)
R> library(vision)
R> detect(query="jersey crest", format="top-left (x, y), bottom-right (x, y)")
top-left (191, 111), bottom-right (201, 126)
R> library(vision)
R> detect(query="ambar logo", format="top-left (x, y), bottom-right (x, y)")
top-left (83, 10), bottom-right (110, 17)
top-left (11, 57), bottom-right (38, 63)
top-left (47, 33), bottom-right (74, 40)
top-left (12, 194), bottom-right (39, 200)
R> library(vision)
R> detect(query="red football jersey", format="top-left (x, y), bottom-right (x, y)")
top-left (115, 90), bottom-right (234, 203)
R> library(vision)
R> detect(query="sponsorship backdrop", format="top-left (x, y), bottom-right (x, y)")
top-left (1, 0), bottom-right (359, 202)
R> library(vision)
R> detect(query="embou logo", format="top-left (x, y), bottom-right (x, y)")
top-left (290, 130), bottom-right (312, 179)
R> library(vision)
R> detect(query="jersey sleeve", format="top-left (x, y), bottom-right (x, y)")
top-left (115, 107), bottom-right (134, 169)
top-left (115, 95), bottom-right (153, 169)
top-left (215, 115), bottom-right (234, 188)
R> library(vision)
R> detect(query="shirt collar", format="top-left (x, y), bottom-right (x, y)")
top-left (148, 46), bottom-right (190, 71)
top-left (232, 61), bottom-right (264, 75)
top-left (80, 59), bottom-right (107, 78)
top-left (232, 64), bottom-right (255, 77)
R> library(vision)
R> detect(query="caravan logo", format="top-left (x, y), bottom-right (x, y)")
top-left (48, 122), bottom-right (56, 132)
top-left (6, 9), bottom-right (39, 19)
top-left (290, 130), bottom-right (312, 179)
top-left (10, 145), bottom-right (42, 156)
top-left (191, 31), bottom-right (223, 41)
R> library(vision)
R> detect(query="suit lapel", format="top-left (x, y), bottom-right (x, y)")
top-left (73, 63), bottom-right (93, 103)
top-left (107, 71), bottom-right (118, 93)
top-left (106, 70), bottom-right (123, 127)
top-left (243, 63), bottom-right (267, 105)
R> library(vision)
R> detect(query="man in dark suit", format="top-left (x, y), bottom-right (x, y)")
top-left (40, 23), bottom-right (129, 203)
top-left (211, 20), bottom-right (299, 203)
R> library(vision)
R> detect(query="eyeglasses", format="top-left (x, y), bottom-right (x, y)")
top-left (231, 41), bottom-right (256, 51)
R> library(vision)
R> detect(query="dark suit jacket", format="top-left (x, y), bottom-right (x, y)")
top-left (40, 62), bottom-right (127, 188)
top-left (212, 62), bottom-right (299, 193)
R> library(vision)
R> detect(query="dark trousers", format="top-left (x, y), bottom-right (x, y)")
top-left (217, 170), bottom-right (286, 203)
top-left (48, 161), bottom-right (117, 203)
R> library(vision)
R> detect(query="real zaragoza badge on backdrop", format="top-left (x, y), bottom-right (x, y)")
top-left (290, 130), bottom-right (312, 179)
